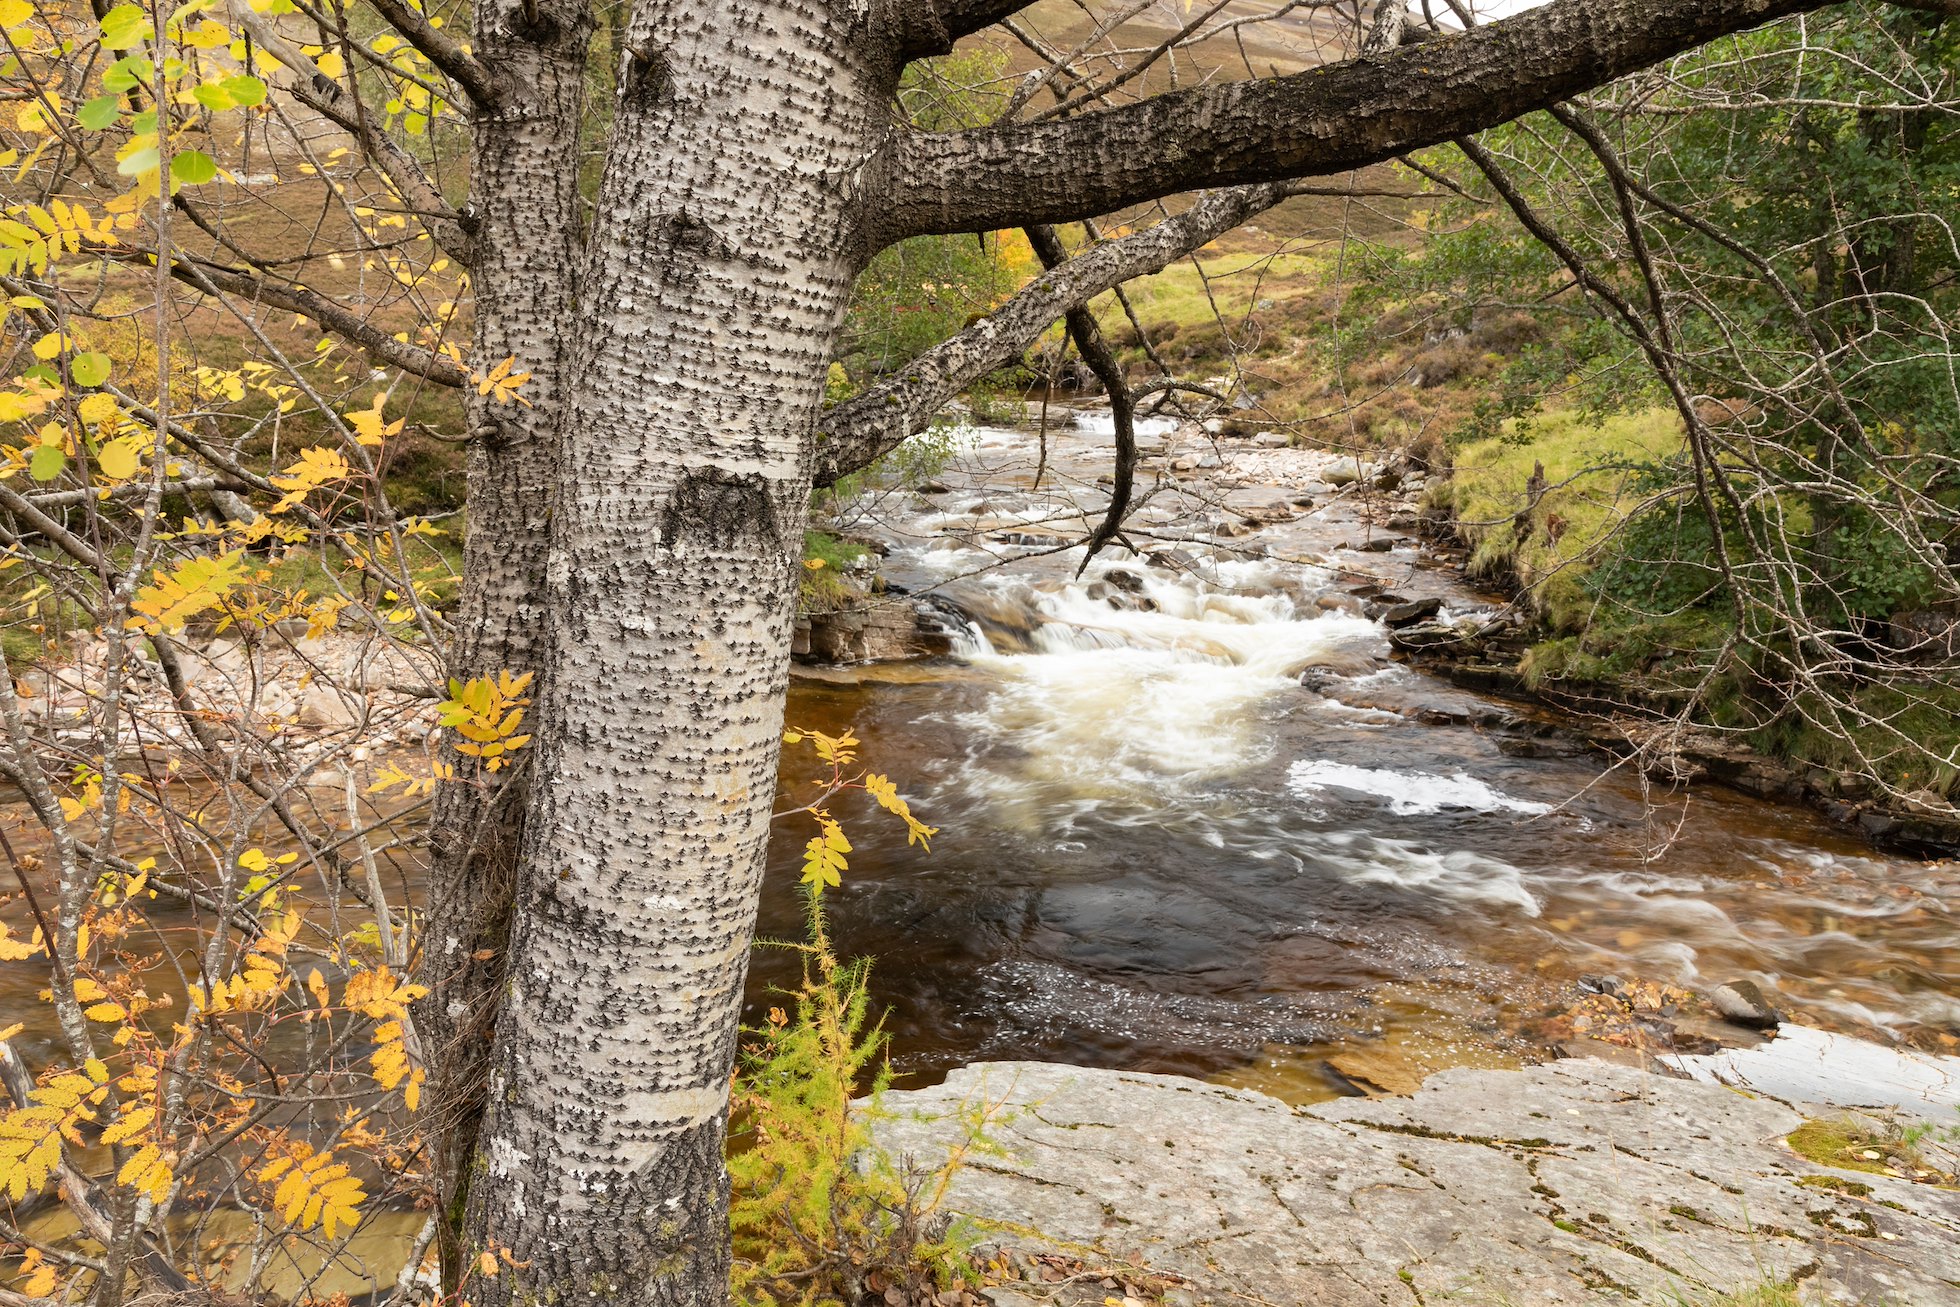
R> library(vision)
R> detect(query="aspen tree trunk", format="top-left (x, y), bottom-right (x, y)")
top-left (418, 0), bottom-right (593, 1287)
top-left (464, 4), bottom-right (888, 1302)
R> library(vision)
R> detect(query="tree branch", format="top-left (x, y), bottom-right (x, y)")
top-left (224, 0), bottom-right (476, 262)
top-left (1025, 223), bottom-right (1136, 572)
top-left (878, 0), bottom-right (1831, 240)
top-left (894, 0), bottom-right (1040, 58)
top-left (291, 78), bottom-right (476, 264)
top-left (358, 0), bottom-right (508, 109)
top-left (115, 247), bottom-right (469, 387)
top-left (813, 183), bottom-right (1285, 487)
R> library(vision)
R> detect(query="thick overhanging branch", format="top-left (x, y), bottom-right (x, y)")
top-left (878, 0), bottom-right (1832, 241)
top-left (1024, 222), bottom-right (1136, 571)
top-left (813, 182), bottom-right (1285, 488)
top-left (894, 0), bottom-right (1040, 58)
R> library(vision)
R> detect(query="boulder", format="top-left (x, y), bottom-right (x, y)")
top-left (874, 1058), bottom-right (1960, 1307)
top-left (298, 684), bottom-right (363, 728)
top-left (1380, 597), bottom-right (1443, 627)
top-left (799, 602), bottom-right (936, 664)
top-left (1390, 621), bottom-right (1479, 652)
top-left (1709, 979), bottom-right (1780, 1030)
top-left (1324, 457), bottom-right (1367, 487)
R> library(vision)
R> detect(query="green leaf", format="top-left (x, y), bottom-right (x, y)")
top-left (103, 58), bottom-right (149, 92)
top-left (29, 445), bottom-right (65, 482)
top-left (170, 150), bottom-right (217, 185)
top-left (98, 3), bottom-right (150, 50)
top-left (191, 82), bottom-right (232, 111)
top-left (69, 352), bottom-right (111, 387)
top-left (78, 95), bottom-right (121, 131)
top-left (223, 75), bottom-right (266, 107)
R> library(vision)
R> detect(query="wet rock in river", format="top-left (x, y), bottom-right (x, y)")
top-left (1380, 597), bottom-right (1443, 627)
top-left (1390, 622), bottom-right (1481, 653)
top-left (1325, 457), bottom-right (1369, 486)
top-left (1709, 979), bottom-right (1781, 1030)
top-left (797, 601), bottom-right (939, 665)
top-left (1146, 548), bottom-right (1200, 573)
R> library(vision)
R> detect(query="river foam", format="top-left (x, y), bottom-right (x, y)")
top-left (1285, 760), bottom-right (1555, 817)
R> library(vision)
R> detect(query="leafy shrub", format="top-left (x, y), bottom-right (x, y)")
top-left (729, 891), bottom-right (984, 1307)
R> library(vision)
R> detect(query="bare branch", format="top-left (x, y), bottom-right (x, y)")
top-left (356, 0), bottom-right (509, 109)
top-left (814, 183), bottom-right (1286, 487)
top-left (97, 245), bottom-right (469, 387)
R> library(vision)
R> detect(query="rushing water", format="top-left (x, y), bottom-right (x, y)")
top-left (753, 417), bottom-right (1960, 1101)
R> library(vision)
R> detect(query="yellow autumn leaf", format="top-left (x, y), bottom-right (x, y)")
top-left (94, 437), bottom-right (140, 480)
top-left (100, 1104), bottom-right (154, 1145)
top-left (346, 393), bottom-right (404, 446)
top-left (126, 550), bottom-right (248, 634)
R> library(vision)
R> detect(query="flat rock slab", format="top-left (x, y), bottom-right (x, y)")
top-left (873, 1060), bottom-right (1960, 1305)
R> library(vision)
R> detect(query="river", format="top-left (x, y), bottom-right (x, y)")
top-left (754, 414), bottom-right (1959, 1101)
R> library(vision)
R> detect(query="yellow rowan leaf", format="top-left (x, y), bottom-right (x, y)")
top-left (346, 393), bottom-right (404, 446)
top-left (0, 923), bottom-right (38, 961)
top-left (470, 355), bottom-right (532, 407)
top-left (100, 1104), bottom-right (154, 1145)
top-left (16, 1249), bottom-right (57, 1297)
top-left (800, 817), bottom-right (848, 890)
top-left (269, 446), bottom-right (354, 512)
top-left (862, 773), bottom-right (938, 849)
top-left (127, 550), bottom-right (248, 634)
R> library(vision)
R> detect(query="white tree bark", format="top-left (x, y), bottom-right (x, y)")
top-left (464, 6), bottom-right (889, 1302)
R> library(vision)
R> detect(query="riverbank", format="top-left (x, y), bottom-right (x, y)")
top-left (874, 1047), bottom-right (1960, 1307)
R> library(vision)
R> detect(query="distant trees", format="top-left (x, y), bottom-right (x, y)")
top-left (1369, 3), bottom-right (1960, 802)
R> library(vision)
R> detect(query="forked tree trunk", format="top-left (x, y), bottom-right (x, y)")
top-left (461, 5), bottom-right (889, 1303)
